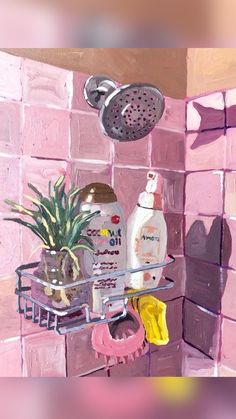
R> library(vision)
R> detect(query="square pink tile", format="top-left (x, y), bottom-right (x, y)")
top-left (226, 128), bottom-right (236, 170)
top-left (21, 225), bottom-right (41, 264)
top-left (22, 59), bottom-right (71, 108)
top-left (222, 217), bottom-right (236, 269)
top-left (23, 106), bottom-right (70, 159)
top-left (221, 317), bottom-right (236, 370)
top-left (72, 72), bottom-right (98, 113)
top-left (185, 215), bottom-right (222, 264)
top-left (160, 170), bottom-right (185, 213)
top-left (218, 365), bottom-right (236, 376)
top-left (0, 156), bottom-right (20, 212)
top-left (66, 328), bottom-right (106, 376)
top-left (225, 88), bottom-right (236, 127)
top-left (222, 269), bottom-right (236, 320)
top-left (0, 278), bottom-right (21, 339)
top-left (164, 213), bottom-right (184, 256)
top-left (151, 128), bottom-right (185, 170)
top-left (113, 167), bottom-right (148, 219)
top-left (0, 338), bottom-right (22, 377)
top-left (23, 331), bottom-right (66, 377)
top-left (224, 172), bottom-right (236, 216)
top-left (71, 112), bottom-right (112, 162)
top-left (22, 156), bottom-right (68, 205)
top-left (0, 52), bottom-right (22, 101)
top-left (158, 96), bottom-right (185, 132)
top-left (187, 92), bottom-right (225, 132)
top-left (70, 161), bottom-right (112, 188)
top-left (21, 314), bottom-right (44, 337)
top-left (186, 130), bottom-right (226, 171)
top-left (0, 213), bottom-right (21, 277)
top-left (114, 134), bottom-right (150, 166)
top-left (185, 171), bottom-right (223, 216)
top-left (182, 342), bottom-right (216, 377)
top-left (0, 102), bottom-right (22, 154)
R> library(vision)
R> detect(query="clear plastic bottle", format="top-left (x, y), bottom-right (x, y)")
top-left (127, 171), bottom-right (167, 290)
top-left (80, 183), bottom-right (126, 314)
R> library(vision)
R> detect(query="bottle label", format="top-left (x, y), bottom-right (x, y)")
top-left (135, 225), bottom-right (160, 263)
top-left (86, 215), bottom-right (124, 290)
top-left (134, 225), bottom-right (161, 284)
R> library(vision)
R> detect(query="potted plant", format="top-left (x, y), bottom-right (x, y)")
top-left (4, 175), bottom-right (100, 308)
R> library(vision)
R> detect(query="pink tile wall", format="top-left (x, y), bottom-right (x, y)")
top-left (0, 51), bottom-right (185, 377)
top-left (3, 51), bottom-right (236, 377)
top-left (185, 88), bottom-right (236, 376)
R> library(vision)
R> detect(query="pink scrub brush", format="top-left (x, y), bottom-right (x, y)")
top-left (91, 306), bottom-right (149, 366)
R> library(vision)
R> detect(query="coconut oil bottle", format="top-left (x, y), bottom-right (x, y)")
top-left (80, 183), bottom-right (126, 314)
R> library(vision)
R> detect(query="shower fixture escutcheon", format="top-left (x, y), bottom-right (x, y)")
top-left (84, 75), bottom-right (165, 142)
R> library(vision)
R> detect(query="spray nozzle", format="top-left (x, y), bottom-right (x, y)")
top-left (146, 171), bottom-right (159, 193)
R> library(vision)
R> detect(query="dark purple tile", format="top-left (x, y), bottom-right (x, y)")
top-left (66, 329), bottom-right (106, 376)
top-left (185, 215), bottom-right (222, 264)
top-left (226, 89), bottom-right (236, 127)
top-left (151, 128), bottom-right (185, 171)
top-left (153, 256), bottom-right (185, 302)
top-left (158, 170), bottom-right (185, 214)
top-left (183, 299), bottom-right (220, 359)
top-left (185, 257), bottom-right (222, 313)
top-left (222, 218), bottom-right (235, 269)
top-left (150, 340), bottom-right (182, 376)
top-left (167, 297), bottom-right (183, 343)
top-left (164, 213), bottom-right (184, 256)
top-left (85, 368), bottom-right (108, 377)
top-left (109, 355), bottom-right (150, 377)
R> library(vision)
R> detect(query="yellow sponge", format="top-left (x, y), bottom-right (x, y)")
top-left (132, 295), bottom-right (169, 346)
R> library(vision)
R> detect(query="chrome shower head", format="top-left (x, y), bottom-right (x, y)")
top-left (84, 75), bottom-right (165, 142)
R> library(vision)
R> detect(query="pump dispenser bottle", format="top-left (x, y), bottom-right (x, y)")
top-left (127, 171), bottom-right (167, 290)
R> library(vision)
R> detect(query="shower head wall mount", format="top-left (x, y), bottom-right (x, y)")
top-left (84, 75), bottom-right (165, 142)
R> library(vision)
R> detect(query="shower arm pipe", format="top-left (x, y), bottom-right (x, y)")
top-left (91, 86), bottom-right (109, 94)
top-left (16, 255), bottom-right (175, 291)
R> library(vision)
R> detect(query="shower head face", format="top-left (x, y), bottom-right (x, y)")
top-left (100, 83), bottom-right (165, 141)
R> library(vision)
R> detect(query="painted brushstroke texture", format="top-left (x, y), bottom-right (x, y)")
top-left (0, 101), bottom-right (22, 154)
top-left (0, 52), bottom-right (22, 101)
top-left (22, 58), bottom-right (71, 108)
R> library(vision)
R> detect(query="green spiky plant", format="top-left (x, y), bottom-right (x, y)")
top-left (4, 175), bottom-right (100, 277)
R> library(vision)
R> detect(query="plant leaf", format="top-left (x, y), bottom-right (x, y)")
top-left (66, 210), bottom-right (100, 248)
top-left (27, 183), bottom-right (43, 198)
top-left (60, 246), bottom-right (80, 273)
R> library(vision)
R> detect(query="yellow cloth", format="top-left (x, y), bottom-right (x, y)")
top-left (131, 295), bottom-right (169, 346)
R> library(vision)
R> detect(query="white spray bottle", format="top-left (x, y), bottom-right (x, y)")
top-left (127, 171), bottom-right (167, 290)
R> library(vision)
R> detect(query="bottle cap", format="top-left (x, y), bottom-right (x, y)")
top-left (138, 171), bottom-right (163, 209)
top-left (79, 183), bottom-right (117, 204)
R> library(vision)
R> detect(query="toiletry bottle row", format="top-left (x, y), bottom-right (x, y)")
top-left (80, 171), bottom-right (167, 315)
